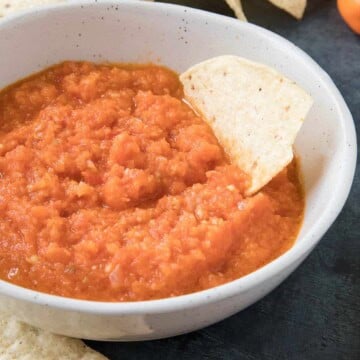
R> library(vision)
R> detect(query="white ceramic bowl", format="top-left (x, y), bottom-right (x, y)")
top-left (0, 0), bottom-right (356, 341)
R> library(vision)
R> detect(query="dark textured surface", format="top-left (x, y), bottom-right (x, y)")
top-left (87, 1), bottom-right (360, 359)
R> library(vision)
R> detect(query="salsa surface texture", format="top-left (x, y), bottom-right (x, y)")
top-left (0, 62), bottom-right (304, 301)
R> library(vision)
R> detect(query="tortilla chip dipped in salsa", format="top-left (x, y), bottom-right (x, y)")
top-left (0, 58), bottom-right (309, 302)
top-left (181, 55), bottom-right (313, 196)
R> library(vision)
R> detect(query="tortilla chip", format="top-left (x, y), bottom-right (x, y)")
top-left (225, 0), bottom-right (247, 21)
top-left (180, 55), bottom-right (313, 195)
top-left (0, 314), bottom-right (107, 360)
top-left (267, 0), bottom-right (307, 19)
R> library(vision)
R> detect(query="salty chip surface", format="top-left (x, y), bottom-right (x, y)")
top-left (225, 0), bottom-right (247, 21)
top-left (180, 55), bottom-right (313, 195)
top-left (267, 0), bottom-right (307, 19)
top-left (0, 314), bottom-right (107, 360)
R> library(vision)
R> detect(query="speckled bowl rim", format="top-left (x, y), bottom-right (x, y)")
top-left (0, 0), bottom-right (357, 315)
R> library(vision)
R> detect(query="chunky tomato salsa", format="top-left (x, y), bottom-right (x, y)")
top-left (0, 62), bottom-right (304, 301)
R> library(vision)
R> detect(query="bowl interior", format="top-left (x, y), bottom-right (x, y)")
top-left (0, 1), bottom-right (356, 300)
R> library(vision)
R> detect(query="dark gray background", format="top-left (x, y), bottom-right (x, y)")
top-left (87, 1), bottom-right (360, 359)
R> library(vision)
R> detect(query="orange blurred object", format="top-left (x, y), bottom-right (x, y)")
top-left (337, 0), bottom-right (360, 34)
